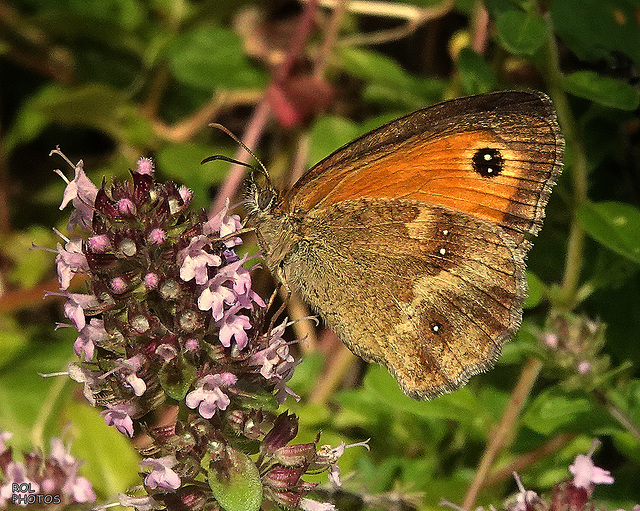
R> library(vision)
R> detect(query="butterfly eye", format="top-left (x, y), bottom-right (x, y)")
top-left (257, 188), bottom-right (276, 211)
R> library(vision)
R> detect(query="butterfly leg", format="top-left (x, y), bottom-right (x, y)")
top-left (267, 267), bottom-right (292, 332)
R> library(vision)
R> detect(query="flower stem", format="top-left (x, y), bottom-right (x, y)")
top-left (462, 356), bottom-right (542, 509)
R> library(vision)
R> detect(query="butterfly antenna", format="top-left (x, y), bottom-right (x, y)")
top-left (207, 123), bottom-right (269, 180)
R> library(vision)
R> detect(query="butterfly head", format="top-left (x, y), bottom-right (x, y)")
top-left (243, 167), bottom-right (279, 219)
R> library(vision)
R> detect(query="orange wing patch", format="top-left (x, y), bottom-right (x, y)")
top-left (287, 129), bottom-right (558, 244)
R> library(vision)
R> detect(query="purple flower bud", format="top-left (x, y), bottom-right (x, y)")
top-left (148, 228), bottom-right (166, 244)
top-left (143, 272), bottom-right (159, 289)
top-left (88, 234), bottom-right (111, 252)
top-left (110, 277), bottom-right (128, 294)
top-left (117, 198), bottom-right (137, 216)
top-left (178, 186), bottom-right (193, 205)
top-left (136, 157), bottom-right (155, 175)
top-left (261, 412), bottom-right (300, 455)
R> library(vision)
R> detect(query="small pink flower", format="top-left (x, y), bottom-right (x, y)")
top-left (314, 440), bottom-right (370, 487)
top-left (178, 235), bottom-right (221, 285)
top-left (143, 272), bottom-right (159, 289)
top-left (218, 307), bottom-right (252, 350)
top-left (101, 405), bottom-right (135, 437)
top-left (117, 198), bottom-right (136, 215)
top-left (569, 454), bottom-right (614, 488)
top-left (110, 276), bottom-right (128, 294)
top-left (55, 237), bottom-right (88, 290)
top-left (88, 233), bottom-right (110, 252)
top-left (140, 455), bottom-right (181, 491)
top-left (73, 318), bottom-right (107, 360)
top-left (186, 373), bottom-right (237, 419)
top-left (63, 292), bottom-right (99, 330)
top-left (577, 361), bottom-right (592, 374)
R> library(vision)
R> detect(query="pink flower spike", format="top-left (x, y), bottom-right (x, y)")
top-left (569, 454), bottom-right (614, 488)
top-left (140, 455), bottom-right (181, 491)
top-left (136, 157), bottom-right (154, 175)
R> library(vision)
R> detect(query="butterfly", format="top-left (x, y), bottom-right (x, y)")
top-left (243, 91), bottom-right (563, 399)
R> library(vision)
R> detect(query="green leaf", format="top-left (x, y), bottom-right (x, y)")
top-left (524, 271), bottom-right (545, 308)
top-left (522, 390), bottom-right (592, 434)
top-left (0, 332), bottom-right (74, 448)
top-left (208, 448), bottom-right (262, 511)
top-left (66, 401), bottom-right (140, 497)
top-left (307, 115), bottom-right (360, 168)
top-left (495, 9), bottom-right (547, 55)
top-left (577, 201), bottom-right (640, 265)
top-left (338, 47), bottom-right (414, 90)
top-left (159, 356), bottom-right (197, 400)
top-left (551, 0), bottom-right (640, 68)
top-left (457, 47), bottom-right (498, 94)
top-left (168, 26), bottom-right (267, 90)
top-left (562, 71), bottom-right (640, 110)
top-left (156, 143), bottom-right (234, 209)
top-left (3, 226), bottom-right (56, 288)
top-left (3, 84), bottom-right (152, 153)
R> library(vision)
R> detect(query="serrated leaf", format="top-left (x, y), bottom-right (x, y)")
top-left (577, 201), bottom-right (640, 264)
top-left (208, 448), bottom-right (262, 511)
top-left (496, 9), bottom-right (547, 55)
top-left (168, 26), bottom-right (266, 90)
top-left (563, 71), bottom-right (640, 110)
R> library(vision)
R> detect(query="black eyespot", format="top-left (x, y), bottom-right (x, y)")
top-left (472, 148), bottom-right (503, 178)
